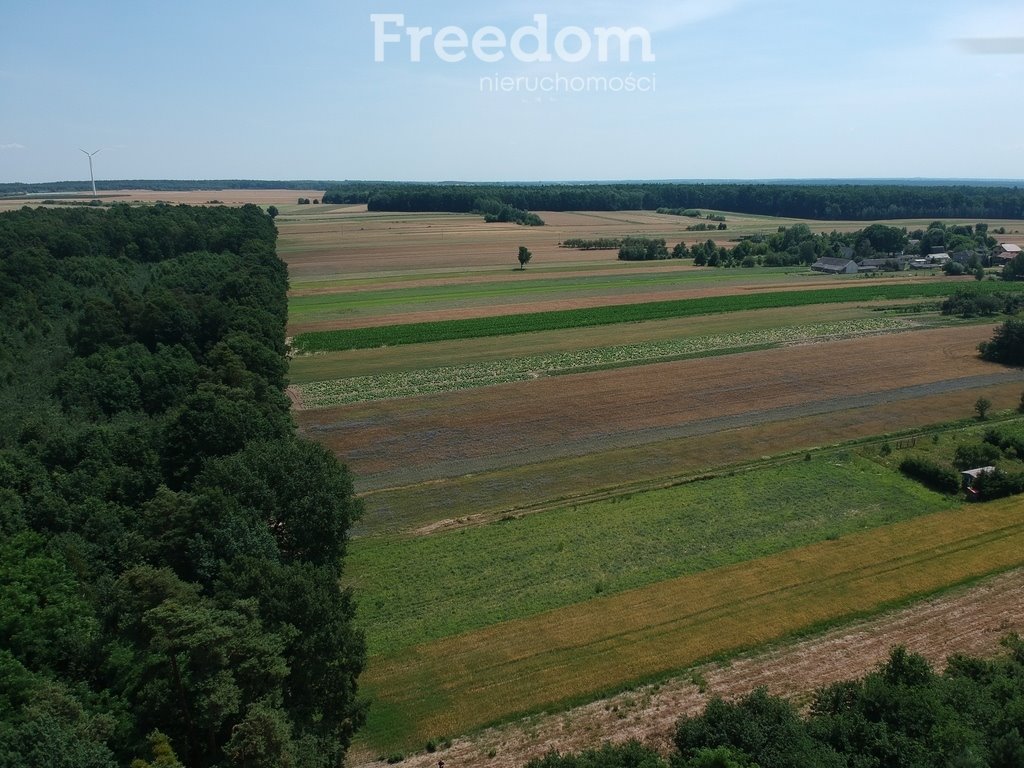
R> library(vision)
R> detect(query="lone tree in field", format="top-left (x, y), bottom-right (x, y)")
top-left (975, 396), bottom-right (993, 421)
top-left (518, 245), bottom-right (532, 270)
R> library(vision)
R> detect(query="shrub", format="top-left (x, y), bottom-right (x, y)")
top-left (953, 442), bottom-right (1001, 470)
top-left (979, 319), bottom-right (1024, 365)
top-left (972, 468), bottom-right (1024, 500)
top-left (899, 456), bottom-right (960, 494)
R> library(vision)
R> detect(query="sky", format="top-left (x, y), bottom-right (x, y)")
top-left (2, 0), bottom-right (1024, 183)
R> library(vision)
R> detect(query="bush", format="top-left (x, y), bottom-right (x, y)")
top-left (953, 442), bottom-right (1001, 470)
top-left (899, 456), bottom-right (960, 494)
top-left (972, 468), bottom-right (1024, 500)
top-left (979, 319), bottom-right (1024, 365)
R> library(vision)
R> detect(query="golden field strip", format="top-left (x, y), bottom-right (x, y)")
top-left (359, 497), bottom-right (1024, 751)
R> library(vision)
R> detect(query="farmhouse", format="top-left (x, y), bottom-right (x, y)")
top-left (811, 257), bottom-right (858, 275)
top-left (992, 243), bottom-right (1022, 263)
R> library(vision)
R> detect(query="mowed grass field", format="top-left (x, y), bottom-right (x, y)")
top-left (276, 204), bottom-right (1024, 758)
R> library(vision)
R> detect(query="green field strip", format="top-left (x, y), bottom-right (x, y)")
top-left (292, 282), bottom-right (1024, 352)
top-left (347, 455), bottom-right (954, 657)
top-left (357, 497), bottom-right (1024, 752)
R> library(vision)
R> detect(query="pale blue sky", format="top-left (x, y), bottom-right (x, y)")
top-left (2, 0), bottom-right (1024, 183)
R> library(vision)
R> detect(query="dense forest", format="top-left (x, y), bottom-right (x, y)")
top-left (529, 643), bottom-right (1024, 768)
top-left (0, 205), bottom-right (364, 767)
top-left (321, 183), bottom-right (1024, 221)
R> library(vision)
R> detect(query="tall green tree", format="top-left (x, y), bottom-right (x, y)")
top-left (518, 245), bottom-right (533, 270)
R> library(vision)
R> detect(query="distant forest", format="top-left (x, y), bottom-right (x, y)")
top-left (0, 180), bottom-right (331, 196)
top-left (0, 205), bottom-right (364, 767)
top-left (322, 183), bottom-right (1024, 221)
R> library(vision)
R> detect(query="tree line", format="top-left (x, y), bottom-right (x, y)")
top-left (321, 183), bottom-right (1024, 220)
top-left (0, 204), bottom-right (364, 767)
top-left (528, 643), bottom-right (1024, 768)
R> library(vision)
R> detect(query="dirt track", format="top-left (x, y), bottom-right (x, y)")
top-left (348, 568), bottom-right (1024, 768)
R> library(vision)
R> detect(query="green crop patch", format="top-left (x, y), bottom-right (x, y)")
top-left (347, 453), bottom-right (955, 657)
top-left (293, 282), bottom-right (1024, 352)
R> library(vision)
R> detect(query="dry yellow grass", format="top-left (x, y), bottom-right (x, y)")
top-left (359, 497), bottom-right (1024, 751)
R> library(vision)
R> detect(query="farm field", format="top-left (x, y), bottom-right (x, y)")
top-left (295, 325), bottom-right (1023, 490)
top-left (353, 567), bottom-right (1024, 768)
top-left (288, 303), bottom-right (887, 384)
top-left (348, 453), bottom-right (956, 657)
top-left (276, 205), bottom-right (1024, 279)
top-left (358, 496), bottom-right (1024, 752)
top-left (275, 204), bottom-right (1024, 760)
top-left (356, 380), bottom-right (1024, 537)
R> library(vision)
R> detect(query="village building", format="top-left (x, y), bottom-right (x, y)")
top-left (811, 257), bottom-right (858, 274)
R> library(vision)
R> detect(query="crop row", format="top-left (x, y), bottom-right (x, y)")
top-left (292, 281), bottom-right (1024, 352)
top-left (298, 318), bottom-right (913, 407)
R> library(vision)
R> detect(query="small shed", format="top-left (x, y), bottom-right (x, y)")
top-left (812, 257), bottom-right (858, 275)
top-left (961, 466), bottom-right (996, 499)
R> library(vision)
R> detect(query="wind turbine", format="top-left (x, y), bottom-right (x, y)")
top-left (79, 148), bottom-right (102, 197)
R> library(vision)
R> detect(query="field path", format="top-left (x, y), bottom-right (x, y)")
top-left (349, 567), bottom-right (1024, 768)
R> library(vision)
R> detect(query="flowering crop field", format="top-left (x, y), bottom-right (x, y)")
top-left (298, 318), bottom-right (913, 406)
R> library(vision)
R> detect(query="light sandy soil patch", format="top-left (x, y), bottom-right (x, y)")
top-left (348, 568), bottom-right (1024, 768)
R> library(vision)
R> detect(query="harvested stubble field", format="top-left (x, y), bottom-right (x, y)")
top-left (295, 325), bottom-right (1019, 490)
top-left (277, 206), bottom-right (1024, 281)
top-left (0, 188), bottom-right (326, 210)
top-left (357, 497), bottom-right (1024, 753)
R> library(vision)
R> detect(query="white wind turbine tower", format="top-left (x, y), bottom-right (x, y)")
top-left (79, 148), bottom-right (102, 197)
